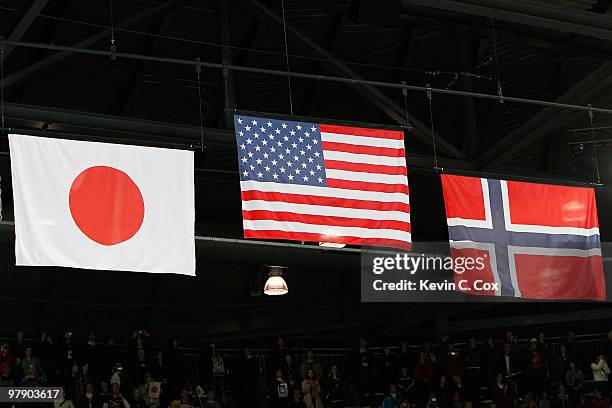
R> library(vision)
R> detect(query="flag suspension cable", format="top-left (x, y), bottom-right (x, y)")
top-left (195, 58), bottom-right (205, 152)
top-left (401, 80), bottom-right (411, 130)
top-left (588, 104), bottom-right (601, 185)
top-left (426, 84), bottom-right (439, 171)
top-left (109, 0), bottom-right (117, 61)
top-left (280, 0), bottom-right (294, 115)
top-left (1, 38), bottom-right (5, 136)
top-left (4, 40), bottom-right (612, 115)
top-left (491, 17), bottom-right (504, 104)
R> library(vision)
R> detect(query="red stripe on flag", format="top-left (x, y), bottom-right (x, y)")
top-left (514, 253), bottom-right (604, 300)
top-left (244, 229), bottom-right (411, 249)
top-left (324, 160), bottom-right (407, 175)
top-left (506, 181), bottom-right (599, 229)
top-left (242, 210), bottom-right (411, 232)
top-left (319, 124), bottom-right (404, 140)
top-left (327, 179), bottom-right (409, 194)
top-left (241, 190), bottom-right (410, 212)
top-left (451, 247), bottom-right (497, 296)
top-left (441, 174), bottom-right (487, 221)
top-left (322, 141), bottom-right (405, 157)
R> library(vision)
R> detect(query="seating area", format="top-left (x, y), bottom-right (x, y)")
top-left (0, 329), bottom-right (610, 407)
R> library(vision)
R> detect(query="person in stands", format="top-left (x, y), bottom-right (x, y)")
top-left (397, 365), bottom-right (415, 403)
top-left (54, 387), bottom-right (75, 408)
top-left (301, 368), bottom-right (323, 408)
top-left (490, 373), bottom-right (511, 408)
top-left (299, 349), bottom-right (321, 380)
top-left (21, 363), bottom-right (46, 386)
top-left (76, 383), bottom-right (101, 408)
top-left (383, 383), bottom-right (403, 408)
top-left (0, 342), bottom-right (13, 386)
top-left (591, 354), bottom-right (610, 394)
top-left (206, 390), bottom-right (222, 408)
top-left (323, 364), bottom-right (347, 408)
top-left (108, 383), bottom-right (130, 408)
top-left (565, 361), bottom-right (584, 405)
top-left (270, 368), bottom-right (290, 408)
top-left (20, 346), bottom-right (46, 384)
top-left (127, 388), bottom-right (147, 408)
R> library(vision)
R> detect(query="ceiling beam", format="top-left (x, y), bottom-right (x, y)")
top-left (3, 102), bottom-right (233, 145)
top-left (457, 27), bottom-right (480, 159)
top-left (1, 103), bottom-right (476, 172)
top-left (1, 0), bottom-right (193, 90)
top-left (400, 11), bottom-right (612, 61)
top-left (403, 0), bottom-right (612, 42)
top-left (218, 0), bottom-right (236, 129)
top-left (8, 102), bottom-right (601, 182)
top-left (148, 68), bottom-right (217, 114)
top-left (239, 0), bottom-right (467, 159)
top-left (1, 0), bottom-right (49, 63)
top-left (306, 13), bottom-right (348, 115)
top-left (398, 25), bottom-right (419, 84)
top-left (478, 60), bottom-right (612, 168)
top-left (118, 14), bottom-right (175, 116)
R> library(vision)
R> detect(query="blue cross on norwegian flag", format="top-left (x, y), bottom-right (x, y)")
top-left (441, 174), bottom-right (604, 300)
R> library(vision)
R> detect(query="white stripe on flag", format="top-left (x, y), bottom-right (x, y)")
top-left (323, 151), bottom-right (406, 166)
top-left (240, 180), bottom-right (409, 203)
top-left (243, 219), bottom-right (412, 241)
top-left (326, 169), bottom-right (408, 185)
top-left (507, 245), bottom-right (602, 257)
top-left (321, 132), bottom-right (405, 149)
top-left (242, 200), bottom-right (410, 222)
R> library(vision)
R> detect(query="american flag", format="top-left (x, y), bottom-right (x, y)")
top-left (234, 114), bottom-right (411, 248)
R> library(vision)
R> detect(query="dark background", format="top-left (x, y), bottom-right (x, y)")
top-left (1, 0), bottom-right (612, 346)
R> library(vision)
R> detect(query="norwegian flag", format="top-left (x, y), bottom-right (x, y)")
top-left (441, 174), bottom-right (604, 300)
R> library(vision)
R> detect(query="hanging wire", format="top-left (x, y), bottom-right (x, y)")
top-left (587, 104), bottom-right (601, 184)
top-left (195, 58), bottom-right (205, 152)
top-left (0, 5), bottom-right (559, 99)
top-left (426, 83), bottom-right (439, 170)
top-left (490, 18), bottom-right (504, 104)
top-left (223, 67), bottom-right (230, 114)
top-left (1, 38), bottom-right (5, 136)
top-left (109, 0), bottom-right (117, 60)
top-left (6, 39), bottom-right (612, 116)
top-left (280, 0), bottom-right (294, 115)
top-left (401, 81), bottom-right (411, 130)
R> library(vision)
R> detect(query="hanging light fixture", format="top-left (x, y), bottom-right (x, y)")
top-left (263, 266), bottom-right (288, 296)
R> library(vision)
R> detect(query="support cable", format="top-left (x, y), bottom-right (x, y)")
top-left (3, 40), bottom-right (612, 115)
top-left (588, 104), bottom-right (601, 184)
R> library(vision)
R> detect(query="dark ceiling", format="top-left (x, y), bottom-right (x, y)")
top-left (1, 0), bottom-right (612, 345)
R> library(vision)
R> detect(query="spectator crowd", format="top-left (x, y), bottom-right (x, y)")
top-left (0, 328), bottom-right (611, 408)
top-left (267, 331), bottom-right (612, 408)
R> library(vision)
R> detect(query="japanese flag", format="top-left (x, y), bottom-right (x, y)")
top-left (9, 134), bottom-right (195, 275)
top-left (149, 382), bottom-right (162, 398)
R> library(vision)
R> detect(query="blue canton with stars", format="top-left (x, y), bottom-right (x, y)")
top-left (234, 115), bottom-right (328, 186)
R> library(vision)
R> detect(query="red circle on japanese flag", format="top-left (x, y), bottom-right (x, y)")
top-left (69, 166), bottom-right (145, 246)
top-left (150, 385), bottom-right (159, 394)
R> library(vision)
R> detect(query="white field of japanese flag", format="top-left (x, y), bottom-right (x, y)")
top-left (9, 134), bottom-right (195, 275)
